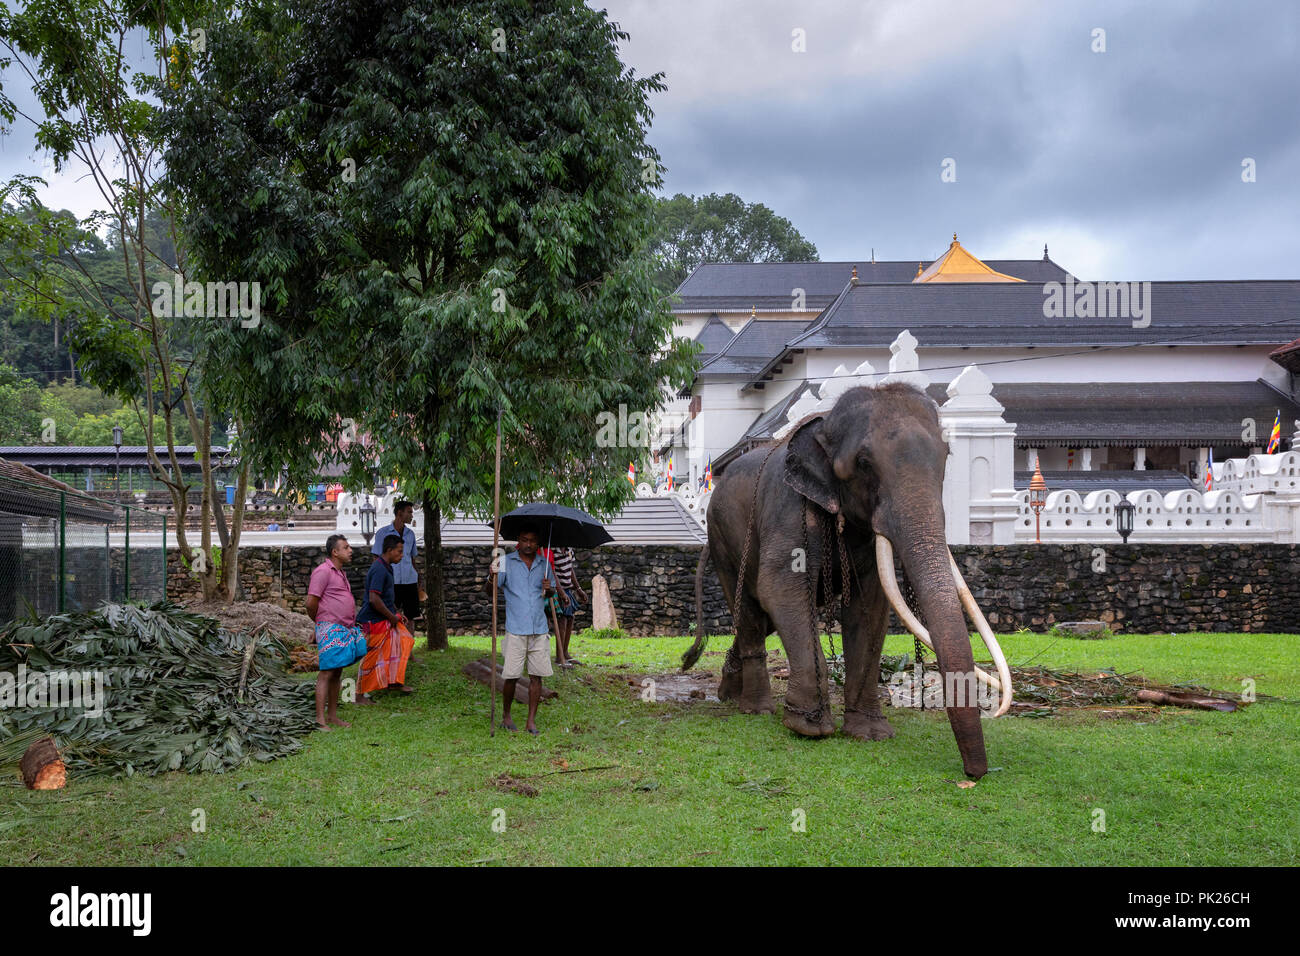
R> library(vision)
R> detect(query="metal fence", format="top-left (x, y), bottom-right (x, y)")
top-left (0, 475), bottom-right (167, 625)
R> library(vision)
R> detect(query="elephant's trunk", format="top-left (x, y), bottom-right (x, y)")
top-left (879, 527), bottom-right (989, 779)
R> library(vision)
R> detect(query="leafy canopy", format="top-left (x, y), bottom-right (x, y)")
top-left (165, 0), bottom-right (696, 520)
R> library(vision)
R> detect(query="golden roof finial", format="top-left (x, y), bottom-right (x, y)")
top-left (750, 304), bottom-right (756, 319)
top-left (952, 232), bottom-right (958, 243)
top-left (851, 264), bottom-right (858, 283)
top-left (916, 261), bottom-right (923, 277)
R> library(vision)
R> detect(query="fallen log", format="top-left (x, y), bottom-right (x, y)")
top-left (20, 736), bottom-right (66, 790)
top-left (462, 658), bottom-right (558, 705)
top-left (1136, 689), bottom-right (1238, 712)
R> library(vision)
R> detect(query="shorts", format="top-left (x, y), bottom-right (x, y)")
top-left (501, 632), bottom-right (553, 679)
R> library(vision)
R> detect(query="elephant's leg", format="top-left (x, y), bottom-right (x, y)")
top-left (764, 577), bottom-right (835, 738)
top-left (712, 547), bottom-right (745, 702)
top-left (718, 640), bottom-right (742, 701)
top-left (733, 597), bottom-right (774, 714)
top-left (841, 566), bottom-right (895, 741)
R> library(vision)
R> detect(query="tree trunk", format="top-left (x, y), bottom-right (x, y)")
top-left (221, 456), bottom-right (252, 602)
top-left (20, 736), bottom-right (66, 790)
top-left (422, 494), bottom-right (448, 650)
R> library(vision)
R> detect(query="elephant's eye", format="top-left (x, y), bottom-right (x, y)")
top-left (856, 450), bottom-right (872, 469)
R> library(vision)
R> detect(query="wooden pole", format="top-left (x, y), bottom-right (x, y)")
top-left (490, 406), bottom-right (503, 736)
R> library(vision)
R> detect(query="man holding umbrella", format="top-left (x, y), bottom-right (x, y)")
top-left (483, 524), bottom-right (558, 734)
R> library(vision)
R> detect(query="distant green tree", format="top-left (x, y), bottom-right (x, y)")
top-left (650, 192), bottom-right (820, 294)
top-left (165, 0), bottom-right (696, 648)
top-left (0, 361), bottom-right (44, 442)
top-left (0, 0), bottom-right (248, 601)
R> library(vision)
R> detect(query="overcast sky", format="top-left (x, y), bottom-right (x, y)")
top-left (5, 1), bottom-right (1296, 281)
top-left (601, 0), bottom-right (1299, 280)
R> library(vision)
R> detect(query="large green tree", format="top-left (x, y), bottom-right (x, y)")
top-left (165, 0), bottom-right (696, 648)
top-left (650, 192), bottom-right (820, 294)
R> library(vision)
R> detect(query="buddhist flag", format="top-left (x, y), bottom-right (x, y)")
top-left (1205, 448), bottom-right (1213, 491)
top-left (705, 457), bottom-right (714, 491)
top-left (666, 455), bottom-right (674, 491)
top-left (627, 462), bottom-right (636, 485)
top-left (1267, 410), bottom-right (1281, 454)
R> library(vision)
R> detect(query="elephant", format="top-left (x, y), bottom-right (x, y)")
top-left (683, 382), bottom-right (1012, 778)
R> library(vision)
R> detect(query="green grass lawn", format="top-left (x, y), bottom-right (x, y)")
top-left (2, 631), bottom-right (1297, 866)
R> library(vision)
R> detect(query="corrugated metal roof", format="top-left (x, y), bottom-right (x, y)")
top-left (0, 446), bottom-right (228, 469)
top-left (438, 496), bottom-right (706, 545)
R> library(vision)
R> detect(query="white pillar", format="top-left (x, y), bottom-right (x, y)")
top-left (1081, 448), bottom-right (1093, 471)
top-left (1133, 447), bottom-right (1146, 470)
top-left (941, 365), bottom-right (1019, 545)
top-left (1196, 446), bottom-right (1209, 480)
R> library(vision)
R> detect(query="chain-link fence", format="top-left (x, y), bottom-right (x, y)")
top-left (0, 475), bottom-right (167, 625)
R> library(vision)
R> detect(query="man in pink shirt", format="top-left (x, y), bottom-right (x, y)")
top-left (306, 534), bottom-right (366, 729)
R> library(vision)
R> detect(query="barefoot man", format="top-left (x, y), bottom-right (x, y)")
top-left (483, 526), bottom-right (556, 734)
top-left (306, 534), bottom-right (366, 730)
top-left (356, 534), bottom-right (416, 698)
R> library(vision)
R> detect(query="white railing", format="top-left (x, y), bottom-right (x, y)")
top-left (1011, 487), bottom-right (1284, 543)
top-left (1213, 450), bottom-right (1300, 495)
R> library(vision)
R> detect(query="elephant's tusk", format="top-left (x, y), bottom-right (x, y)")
top-left (873, 535), bottom-right (1010, 716)
top-left (875, 535), bottom-right (932, 646)
top-left (947, 551), bottom-right (1014, 717)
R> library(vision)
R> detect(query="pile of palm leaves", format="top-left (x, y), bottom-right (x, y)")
top-left (0, 603), bottom-right (314, 777)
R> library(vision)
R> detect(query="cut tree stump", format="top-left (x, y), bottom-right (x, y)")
top-left (20, 736), bottom-right (66, 790)
top-left (462, 658), bottom-right (558, 704)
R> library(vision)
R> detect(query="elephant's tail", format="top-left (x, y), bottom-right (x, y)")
top-left (681, 543), bottom-right (710, 671)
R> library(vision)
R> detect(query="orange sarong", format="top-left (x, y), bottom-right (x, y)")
top-left (358, 620), bottom-right (414, 693)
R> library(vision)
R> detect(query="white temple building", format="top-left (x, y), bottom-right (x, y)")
top-left (658, 235), bottom-right (1300, 497)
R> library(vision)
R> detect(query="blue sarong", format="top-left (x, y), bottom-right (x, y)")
top-left (315, 621), bottom-right (367, 671)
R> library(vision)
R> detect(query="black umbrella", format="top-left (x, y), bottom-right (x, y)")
top-left (491, 502), bottom-right (614, 548)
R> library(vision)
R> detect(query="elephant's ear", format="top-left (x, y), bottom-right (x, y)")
top-left (783, 417), bottom-right (840, 514)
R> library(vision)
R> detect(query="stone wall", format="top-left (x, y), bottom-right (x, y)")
top-left (164, 543), bottom-right (1300, 635)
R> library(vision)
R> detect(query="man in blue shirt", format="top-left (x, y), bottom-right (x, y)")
top-left (483, 526), bottom-right (557, 734)
top-left (373, 500), bottom-right (423, 661)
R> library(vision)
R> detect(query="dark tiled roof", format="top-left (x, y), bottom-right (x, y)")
top-left (788, 281), bottom-right (1300, 351)
top-left (993, 381), bottom-right (1300, 447)
top-left (1015, 470), bottom-right (1196, 493)
top-left (673, 258), bottom-right (1069, 312)
top-left (741, 382), bottom-right (817, 441)
top-left (694, 314), bottom-right (736, 360)
top-left (697, 318), bottom-right (817, 380)
top-left (728, 380), bottom-right (1298, 450)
